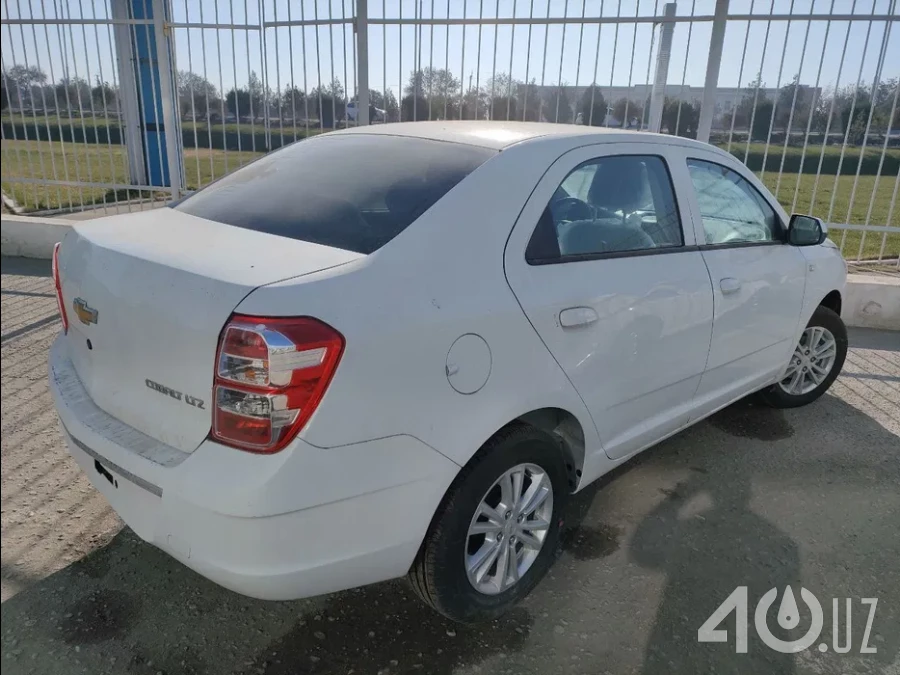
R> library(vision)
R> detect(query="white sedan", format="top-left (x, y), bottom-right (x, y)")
top-left (49, 121), bottom-right (847, 623)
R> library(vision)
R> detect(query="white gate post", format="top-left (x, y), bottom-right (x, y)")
top-left (697, 0), bottom-right (729, 144)
top-left (111, 0), bottom-right (146, 186)
top-left (648, 3), bottom-right (677, 134)
top-left (356, 0), bottom-right (370, 125)
top-left (151, 0), bottom-right (184, 199)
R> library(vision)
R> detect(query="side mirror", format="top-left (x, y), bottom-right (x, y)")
top-left (788, 214), bottom-right (826, 246)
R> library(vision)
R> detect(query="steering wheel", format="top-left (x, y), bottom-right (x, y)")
top-left (551, 197), bottom-right (593, 222)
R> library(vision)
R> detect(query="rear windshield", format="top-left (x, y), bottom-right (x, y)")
top-left (173, 135), bottom-right (495, 254)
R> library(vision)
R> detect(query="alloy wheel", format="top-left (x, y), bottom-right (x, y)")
top-left (778, 326), bottom-right (838, 396)
top-left (465, 463), bottom-right (554, 595)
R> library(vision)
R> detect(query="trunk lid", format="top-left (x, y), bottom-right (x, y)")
top-left (57, 208), bottom-right (362, 453)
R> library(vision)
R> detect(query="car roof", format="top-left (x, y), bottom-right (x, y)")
top-left (331, 120), bottom-right (719, 153)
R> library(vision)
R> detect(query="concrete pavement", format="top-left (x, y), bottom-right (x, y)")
top-left (1, 256), bottom-right (898, 675)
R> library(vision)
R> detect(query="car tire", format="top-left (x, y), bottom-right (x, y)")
top-left (758, 305), bottom-right (848, 409)
top-left (408, 423), bottom-right (568, 623)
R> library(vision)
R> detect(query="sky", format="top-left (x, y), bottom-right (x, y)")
top-left (2, 0), bottom-right (898, 108)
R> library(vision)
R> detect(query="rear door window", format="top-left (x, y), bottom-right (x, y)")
top-left (173, 135), bottom-right (495, 254)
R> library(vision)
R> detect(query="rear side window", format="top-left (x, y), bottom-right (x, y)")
top-left (173, 135), bottom-right (495, 254)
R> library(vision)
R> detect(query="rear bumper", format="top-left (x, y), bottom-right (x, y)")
top-left (49, 335), bottom-right (459, 600)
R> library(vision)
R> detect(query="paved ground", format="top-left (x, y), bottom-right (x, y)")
top-left (1, 255), bottom-right (898, 675)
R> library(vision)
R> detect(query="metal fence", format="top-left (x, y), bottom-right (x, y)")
top-left (2, 0), bottom-right (898, 265)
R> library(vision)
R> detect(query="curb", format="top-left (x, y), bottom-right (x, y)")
top-left (842, 273), bottom-right (900, 331)
top-left (1, 213), bottom-right (897, 331)
top-left (1, 214), bottom-right (75, 259)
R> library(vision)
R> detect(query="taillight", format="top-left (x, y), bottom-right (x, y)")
top-left (211, 315), bottom-right (344, 453)
top-left (52, 242), bottom-right (69, 334)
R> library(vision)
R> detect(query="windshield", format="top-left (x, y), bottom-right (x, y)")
top-left (173, 134), bottom-right (495, 254)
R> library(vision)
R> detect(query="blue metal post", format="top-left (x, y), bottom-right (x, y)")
top-left (128, 0), bottom-right (170, 187)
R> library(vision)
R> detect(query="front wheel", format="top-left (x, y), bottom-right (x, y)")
top-left (408, 423), bottom-right (568, 623)
top-left (759, 305), bottom-right (848, 408)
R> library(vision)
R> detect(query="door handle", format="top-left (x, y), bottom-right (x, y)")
top-left (719, 277), bottom-right (742, 295)
top-left (559, 306), bottom-right (599, 328)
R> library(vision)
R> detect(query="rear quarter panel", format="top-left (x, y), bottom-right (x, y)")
top-left (236, 140), bottom-right (603, 470)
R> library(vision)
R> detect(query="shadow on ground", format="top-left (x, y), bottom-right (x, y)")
top-left (2, 392), bottom-right (898, 675)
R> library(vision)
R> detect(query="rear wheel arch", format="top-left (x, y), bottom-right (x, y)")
top-left (506, 407), bottom-right (586, 492)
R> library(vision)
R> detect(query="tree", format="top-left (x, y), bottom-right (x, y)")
top-left (310, 78), bottom-right (347, 127)
top-left (370, 88), bottom-right (399, 121)
top-left (873, 77), bottom-right (899, 129)
top-left (775, 74), bottom-right (814, 134)
top-left (661, 97), bottom-right (700, 138)
top-left (5, 64), bottom-right (47, 107)
top-left (543, 84), bottom-right (573, 123)
top-left (55, 77), bottom-right (92, 113)
top-left (225, 88), bottom-right (251, 118)
top-left (836, 84), bottom-right (872, 144)
top-left (751, 99), bottom-right (774, 141)
top-left (401, 94), bottom-right (429, 121)
top-left (482, 72), bottom-right (519, 120)
top-left (91, 79), bottom-right (118, 116)
top-left (579, 84), bottom-right (607, 126)
top-left (516, 80), bottom-right (542, 122)
top-left (612, 97), bottom-right (643, 128)
top-left (405, 68), bottom-right (460, 119)
top-left (177, 70), bottom-right (218, 119)
top-left (279, 84), bottom-right (306, 120)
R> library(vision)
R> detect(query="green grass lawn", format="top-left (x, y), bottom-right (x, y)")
top-left (1, 139), bottom-right (262, 210)
top-left (2, 137), bottom-right (897, 260)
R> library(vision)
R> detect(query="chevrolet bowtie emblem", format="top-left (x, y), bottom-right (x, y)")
top-left (72, 297), bottom-right (98, 326)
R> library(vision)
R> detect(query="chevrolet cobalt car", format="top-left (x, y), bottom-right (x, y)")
top-left (50, 122), bottom-right (847, 622)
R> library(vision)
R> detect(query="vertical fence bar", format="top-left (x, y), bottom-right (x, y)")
top-left (15, 0), bottom-right (58, 209)
top-left (826, 12), bottom-right (876, 249)
top-left (862, 79), bottom-right (899, 254)
top-left (641, 0), bottom-right (661, 131)
top-left (1, 51), bottom-right (30, 209)
top-left (258, 0), bottom-right (270, 150)
top-left (587, 0), bottom-right (603, 126)
top-left (36, 0), bottom-right (74, 211)
top-left (649, 2), bottom-right (676, 133)
top-left (75, 0), bottom-right (113, 212)
top-left (113, 0), bottom-right (146, 189)
top-left (673, 0), bottom-right (697, 139)
top-left (605, 0), bottom-right (620, 127)
top-left (357, 0), bottom-right (369, 125)
top-left (773, 7), bottom-right (812, 199)
top-left (847, 5), bottom-right (895, 260)
top-left (725, 0), bottom-right (752, 153)
top-left (759, 0), bottom-right (795, 183)
top-left (573, 0), bottom-right (587, 122)
top-left (743, 0), bottom-right (775, 165)
top-left (296, 0), bottom-right (310, 138)
top-left (489, 0), bottom-right (499, 121)
top-left (621, 0), bottom-right (641, 129)
top-left (341, 0), bottom-right (351, 127)
top-left (697, 0), bottom-right (728, 143)
top-left (521, 0), bottom-right (534, 122)
top-left (791, 0), bottom-right (835, 215)
top-left (553, 0), bottom-right (568, 123)
top-left (473, 0), bottom-right (483, 121)
top-left (809, 0), bottom-right (855, 216)
top-left (59, 0), bottom-right (92, 208)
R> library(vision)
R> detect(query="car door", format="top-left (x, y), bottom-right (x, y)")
top-left (504, 143), bottom-right (714, 476)
top-left (674, 148), bottom-right (807, 419)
